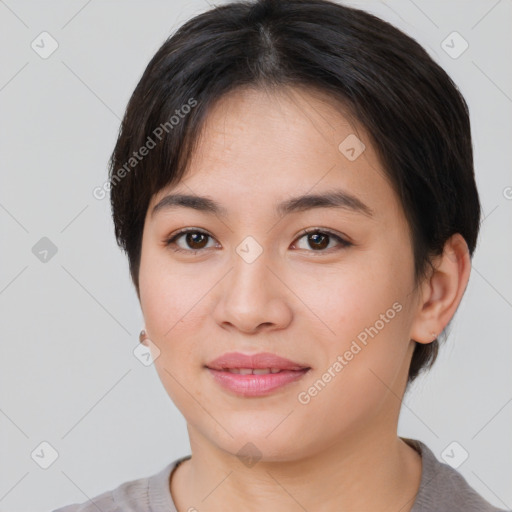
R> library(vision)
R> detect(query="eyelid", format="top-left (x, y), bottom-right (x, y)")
top-left (296, 227), bottom-right (350, 242)
top-left (165, 227), bottom-right (211, 241)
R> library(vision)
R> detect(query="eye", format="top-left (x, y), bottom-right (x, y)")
top-left (292, 228), bottom-right (352, 252)
top-left (165, 228), bottom-right (218, 254)
top-left (164, 227), bottom-right (352, 255)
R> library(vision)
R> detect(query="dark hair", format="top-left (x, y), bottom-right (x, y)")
top-left (108, 0), bottom-right (481, 383)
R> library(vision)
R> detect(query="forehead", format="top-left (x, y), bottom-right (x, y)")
top-left (191, 85), bottom-right (357, 178)
top-left (150, 86), bottom-right (403, 223)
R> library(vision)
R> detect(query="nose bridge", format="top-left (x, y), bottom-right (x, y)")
top-left (214, 243), bottom-right (292, 332)
top-left (228, 245), bottom-right (276, 307)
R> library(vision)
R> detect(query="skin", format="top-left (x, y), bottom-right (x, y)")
top-left (138, 85), bottom-right (471, 512)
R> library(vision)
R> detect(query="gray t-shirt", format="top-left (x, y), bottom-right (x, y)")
top-left (52, 438), bottom-right (509, 512)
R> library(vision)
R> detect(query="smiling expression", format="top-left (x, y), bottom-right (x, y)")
top-left (138, 85), bottom-right (423, 460)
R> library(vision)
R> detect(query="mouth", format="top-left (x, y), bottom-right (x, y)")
top-left (204, 352), bottom-right (311, 397)
top-left (210, 367), bottom-right (300, 374)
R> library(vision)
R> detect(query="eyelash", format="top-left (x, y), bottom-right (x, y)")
top-left (164, 227), bottom-right (352, 255)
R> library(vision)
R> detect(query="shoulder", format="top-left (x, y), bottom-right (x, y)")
top-left (51, 457), bottom-right (186, 512)
top-left (51, 476), bottom-right (151, 512)
top-left (406, 438), bottom-right (510, 512)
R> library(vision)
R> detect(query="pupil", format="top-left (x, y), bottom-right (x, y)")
top-left (310, 233), bottom-right (328, 250)
top-left (187, 232), bottom-right (207, 249)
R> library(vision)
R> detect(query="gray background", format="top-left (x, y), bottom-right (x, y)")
top-left (0, 0), bottom-right (511, 510)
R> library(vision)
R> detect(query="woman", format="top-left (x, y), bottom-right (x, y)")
top-left (54, 0), bottom-right (508, 510)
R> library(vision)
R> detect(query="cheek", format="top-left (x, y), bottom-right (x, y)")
top-left (138, 247), bottom-right (199, 388)
top-left (298, 258), bottom-right (414, 420)
top-left (299, 251), bottom-right (411, 343)
top-left (296, 304), bottom-right (411, 438)
top-left (139, 241), bottom-right (197, 332)
top-left (140, 259), bottom-right (208, 412)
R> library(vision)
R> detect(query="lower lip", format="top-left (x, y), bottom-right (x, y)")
top-left (206, 368), bottom-right (310, 397)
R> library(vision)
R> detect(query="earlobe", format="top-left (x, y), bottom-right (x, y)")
top-left (410, 233), bottom-right (471, 344)
top-left (139, 328), bottom-right (148, 346)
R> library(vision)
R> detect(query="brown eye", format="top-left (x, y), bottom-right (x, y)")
top-left (293, 229), bottom-right (351, 252)
top-left (184, 232), bottom-right (209, 250)
top-left (306, 232), bottom-right (329, 250)
top-left (165, 229), bottom-right (217, 253)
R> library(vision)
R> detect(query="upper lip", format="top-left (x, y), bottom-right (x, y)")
top-left (206, 352), bottom-right (310, 371)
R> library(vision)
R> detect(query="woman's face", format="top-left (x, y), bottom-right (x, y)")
top-left (139, 86), bottom-right (424, 461)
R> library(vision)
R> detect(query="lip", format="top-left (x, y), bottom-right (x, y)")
top-left (205, 351), bottom-right (309, 371)
top-left (205, 352), bottom-right (311, 397)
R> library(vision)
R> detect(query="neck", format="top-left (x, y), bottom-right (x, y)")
top-left (171, 425), bottom-right (422, 512)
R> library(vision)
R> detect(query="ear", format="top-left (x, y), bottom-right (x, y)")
top-left (410, 233), bottom-right (472, 344)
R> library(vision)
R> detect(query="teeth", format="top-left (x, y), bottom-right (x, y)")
top-left (253, 368), bottom-right (272, 375)
top-left (225, 368), bottom-right (283, 374)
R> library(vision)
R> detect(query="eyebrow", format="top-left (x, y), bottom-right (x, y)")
top-left (151, 190), bottom-right (374, 219)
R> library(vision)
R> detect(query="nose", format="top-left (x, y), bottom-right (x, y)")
top-left (212, 254), bottom-right (293, 335)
